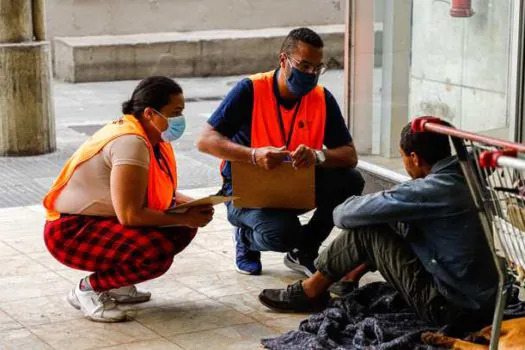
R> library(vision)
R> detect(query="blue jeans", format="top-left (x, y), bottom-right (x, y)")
top-left (226, 167), bottom-right (365, 256)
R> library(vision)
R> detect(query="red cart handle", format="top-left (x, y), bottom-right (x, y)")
top-left (411, 116), bottom-right (443, 133)
top-left (479, 149), bottom-right (518, 168)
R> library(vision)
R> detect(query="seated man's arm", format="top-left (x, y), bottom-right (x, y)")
top-left (322, 89), bottom-right (358, 168)
top-left (333, 182), bottom-right (442, 229)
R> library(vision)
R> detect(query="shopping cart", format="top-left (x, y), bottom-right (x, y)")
top-left (412, 116), bottom-right (525, 350)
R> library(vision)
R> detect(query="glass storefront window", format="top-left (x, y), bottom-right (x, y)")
top-left (410, 0), bottom-right (513, 139)
top-left (349, 0), bottom-right (518, 168)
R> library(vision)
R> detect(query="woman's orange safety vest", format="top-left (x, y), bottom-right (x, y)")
top-left (43, 114), bottom-right (177, 221)
top-left (249, 70), bottom-right (326, 151)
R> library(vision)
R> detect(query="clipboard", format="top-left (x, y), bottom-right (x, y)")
top-left (231, 161), bottom-right (315, 209)
top-left (165, 195), bottom-right (236, 214)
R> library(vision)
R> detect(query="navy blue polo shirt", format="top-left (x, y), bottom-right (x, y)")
top-left (207, 69), bottom-right (353, 195)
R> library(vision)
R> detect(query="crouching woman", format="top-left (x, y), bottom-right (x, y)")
top-left (43, 76), bottom-right (214, 322)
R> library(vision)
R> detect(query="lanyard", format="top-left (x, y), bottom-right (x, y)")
top-left (276, 98), bottom-right (302, 149)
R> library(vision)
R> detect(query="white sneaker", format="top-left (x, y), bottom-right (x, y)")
top-left (67, 285), bottom-right (127, 323)
top-left (107, 285), bottom-right (151, 304)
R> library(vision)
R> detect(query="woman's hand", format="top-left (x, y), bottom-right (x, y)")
top-left (175, 191), bottom-right (195, 205)
top-left (180, 205), bottom-right (214, 228)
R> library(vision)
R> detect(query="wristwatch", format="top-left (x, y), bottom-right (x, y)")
top-left (314, 149), bottom-right (326, 165)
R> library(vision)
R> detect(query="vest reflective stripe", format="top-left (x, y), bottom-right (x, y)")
top-left (249, 70), bottom-right (326, 151)
top-left (43, 114), bottom-right (177, 221)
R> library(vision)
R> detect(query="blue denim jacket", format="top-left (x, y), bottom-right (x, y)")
top-left (333, 156), bottom-right (497, 309)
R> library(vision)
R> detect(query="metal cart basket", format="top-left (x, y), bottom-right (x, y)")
top-left (412, 117), bottom-right (525, 350)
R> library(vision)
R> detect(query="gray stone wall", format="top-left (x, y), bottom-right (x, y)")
top-left (45, 0), bottom-right (345, 38)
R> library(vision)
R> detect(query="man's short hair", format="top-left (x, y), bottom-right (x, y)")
top-left (280, 27), bottom-right (324, 56)
top-left (400, 121), bottom-right (452, 166)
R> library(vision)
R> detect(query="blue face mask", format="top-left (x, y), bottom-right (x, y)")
top-left (161, 115), bottom-right (186, 142)
top-left (285, 65), bottom-right (319, 97)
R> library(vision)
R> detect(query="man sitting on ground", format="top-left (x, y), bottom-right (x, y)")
top-left (259, 121), bottom-right (498, 330)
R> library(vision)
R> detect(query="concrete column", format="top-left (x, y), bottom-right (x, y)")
top-left (0, 0), bottom-right (55, 156)
top-left (0, 1), bottom-right (33, 42)
top-left (32, 0), bottom-right (46, 40)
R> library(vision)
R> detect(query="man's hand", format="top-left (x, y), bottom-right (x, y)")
top-left (291, 144), bottom-right (316, 169)
top-left (182, 205), bottom-right (214, 228)
top-left (254, 146), bottom-right (290, 170)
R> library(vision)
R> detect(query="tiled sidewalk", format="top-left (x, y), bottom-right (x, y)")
top-left (0, 187), bottom-right (384, 350)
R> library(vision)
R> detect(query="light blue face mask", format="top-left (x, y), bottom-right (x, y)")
top-left (161, 115), bottom-right (186, 142)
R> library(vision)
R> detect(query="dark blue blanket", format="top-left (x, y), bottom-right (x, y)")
top-left (261, 282), bottom-right (525, 350)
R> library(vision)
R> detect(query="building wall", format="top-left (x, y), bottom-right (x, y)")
top-left (45, 0), bottom-right (345, 38)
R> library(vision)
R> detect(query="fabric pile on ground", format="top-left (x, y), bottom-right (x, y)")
top-left (261, 282), bottom-right (525, 350)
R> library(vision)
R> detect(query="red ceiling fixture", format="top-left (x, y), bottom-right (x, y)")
top-left (450, 0), bottom-right (474, 17)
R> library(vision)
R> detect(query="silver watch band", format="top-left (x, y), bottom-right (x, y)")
top-left (315, 149), bottom-right (326, 165)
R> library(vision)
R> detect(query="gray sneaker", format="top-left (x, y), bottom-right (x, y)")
top-left (107, 285), bottom-right (151, 304)
top-left (283, 250), bottom-right (316, 277)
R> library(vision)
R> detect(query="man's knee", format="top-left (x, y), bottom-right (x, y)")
top-left (322, 227), bottom-right (379, 262)
top-left (331, 228), bottom-right (365, 250)
top-left (315, 228), bottom-right (362, 280)
top-left (254, 233), bottom-right (291, 252)
top-left (339, 225), bottom-right (391, 250)
top-left (251, 220), bottom-right (301, 252)
top-left (226, 203), bottom-right (243, 227)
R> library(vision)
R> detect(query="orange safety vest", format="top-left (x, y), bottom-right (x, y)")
top-left (249, 70), bottom-right (326, 151)
top-left (43, 114), bottom-right (177, 221)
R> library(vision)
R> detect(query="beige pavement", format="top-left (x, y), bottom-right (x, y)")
top-left (0, 186), bottom-right (384, 350)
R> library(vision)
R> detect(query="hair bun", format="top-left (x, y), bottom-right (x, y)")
top-left (122, 100), bottom-right (133, 114)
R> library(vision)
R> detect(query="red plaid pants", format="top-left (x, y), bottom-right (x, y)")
top-left (44, 214), bottom-right (197, 291)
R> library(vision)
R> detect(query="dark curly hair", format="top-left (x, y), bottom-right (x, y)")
top-left (280, 27), bottom-right (324, 56)
top-left (400, 120), bottom-right (452, 166)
